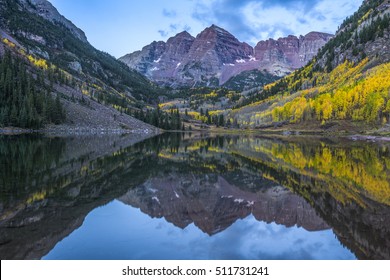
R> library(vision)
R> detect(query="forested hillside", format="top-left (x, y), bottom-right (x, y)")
top-left (0, 50), bottom-right (65, 128)
top-left (0, 0), bottom-right (160, 132)
top-left (229, 0), bottom-right (390, 132)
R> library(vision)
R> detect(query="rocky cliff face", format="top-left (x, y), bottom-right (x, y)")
top-left (177, 25), bottom-right (254, 87)
top-left (254, 32), bottom-right (334, 76)
top-left (12, 0), bottom-right (88, 43)
top-left (120, 26), bottom-right (333, 88)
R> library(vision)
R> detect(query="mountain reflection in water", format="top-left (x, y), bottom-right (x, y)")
top-left (0, 133), bottom-right (389, 260)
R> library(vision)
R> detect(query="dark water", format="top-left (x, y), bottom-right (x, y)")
top-left (0, 133), bottom-right (389, 260)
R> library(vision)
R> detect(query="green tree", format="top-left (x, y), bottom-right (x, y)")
top-left (218, 114), bottom-right (225, 127)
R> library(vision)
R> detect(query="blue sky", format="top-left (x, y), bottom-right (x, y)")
top-left (44, 200), bottom-right (355, 260)
top-left (48, 0), bottom-right (363, 58)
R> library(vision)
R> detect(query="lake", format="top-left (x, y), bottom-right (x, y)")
top-left (0, 133), bottom-right (389, 260)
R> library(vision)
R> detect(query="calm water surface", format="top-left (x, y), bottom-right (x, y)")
top-left (0, 133), bottom-right (389, 260)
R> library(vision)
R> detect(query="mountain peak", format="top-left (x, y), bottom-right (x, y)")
top-left (210, 24), bottom-right (224, 30)
top-left (304, 31), bottom-right (334, 40)
top-left (17, 0), bottom-right (88, 43)
top-left (173, 31), bottom-right (194, 40)
top-left (206, 24), bottom-right (231, 35)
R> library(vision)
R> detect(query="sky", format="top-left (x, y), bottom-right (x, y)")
top-left (47, 0), bottom-right (363, 58)
top-left (44, 200), bottom-right (355, 260)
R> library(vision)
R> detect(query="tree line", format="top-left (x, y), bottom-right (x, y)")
top-left (131, 106), bottom-right (183, 131)
top-left (198, 108), bottom-right (227, 127)
top-left (0, 51), bottom-right (65, 128)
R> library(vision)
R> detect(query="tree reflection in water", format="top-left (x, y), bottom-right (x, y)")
top-left (0, 133), bottom-right (389, 259)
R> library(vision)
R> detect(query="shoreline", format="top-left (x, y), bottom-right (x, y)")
top-left (2, 126), bottom-right (390, 143)
top-left (168, 129), bottom-right (390, 143)
top-left (0, 126), bottom-right (162, 137)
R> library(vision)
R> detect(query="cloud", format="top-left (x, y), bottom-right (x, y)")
top-left (158, 30), bottom-right (169, 37)
top-left (191, 0), bottom-right (362, 45)
top-left (158, 23), bottom-right (191, 38)
top-left (183, 25), bottom-right (192, 33)
top-left (163, 9), bottom-right (177, 18)
top-left (170, 24), bottom-right (179, 32)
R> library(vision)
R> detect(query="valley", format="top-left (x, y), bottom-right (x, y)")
top-left (1, 0), bottom-right (390, 263)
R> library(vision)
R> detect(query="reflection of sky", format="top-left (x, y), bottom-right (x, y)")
top-left (43, 200), bottom-right (356, 260)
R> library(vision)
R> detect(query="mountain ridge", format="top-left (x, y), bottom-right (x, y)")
top-left (120, 25), bottom-right (333, 89)
top-left (18, 0), bottom-right (88, 43)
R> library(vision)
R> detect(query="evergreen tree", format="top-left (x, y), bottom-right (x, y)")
top-left (0, 51), bottom-right (65, 128)
top-left (218, 114), bottom-right (225, 127)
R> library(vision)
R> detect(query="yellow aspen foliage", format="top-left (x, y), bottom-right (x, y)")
top-left (364, 92), bottom-right (385, 122)
top-left (289, 97), bottom-right (307, 123)
top-left (383, 99), bottom-right (390, 123)
top-left (27, 55), bottom-right (48, 70)
top-left (281, 102), bottom-right (292, 121)
top-left (385, 99), bottom-right (390, 114)
top-left (2, 38), bottom-right (16, 48)
top-left (268, 60), bottom-right (390, 124)
top-left (272, 107), bottom-right (282, 122)
top-left (314, 93), bottom-right (333, 121)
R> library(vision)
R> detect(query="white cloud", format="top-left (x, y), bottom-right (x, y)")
top-left (191, 0), bottom-right (362, 45)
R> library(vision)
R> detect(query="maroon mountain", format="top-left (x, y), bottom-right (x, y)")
top-left (119, 25), bottom-right (333, 88)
